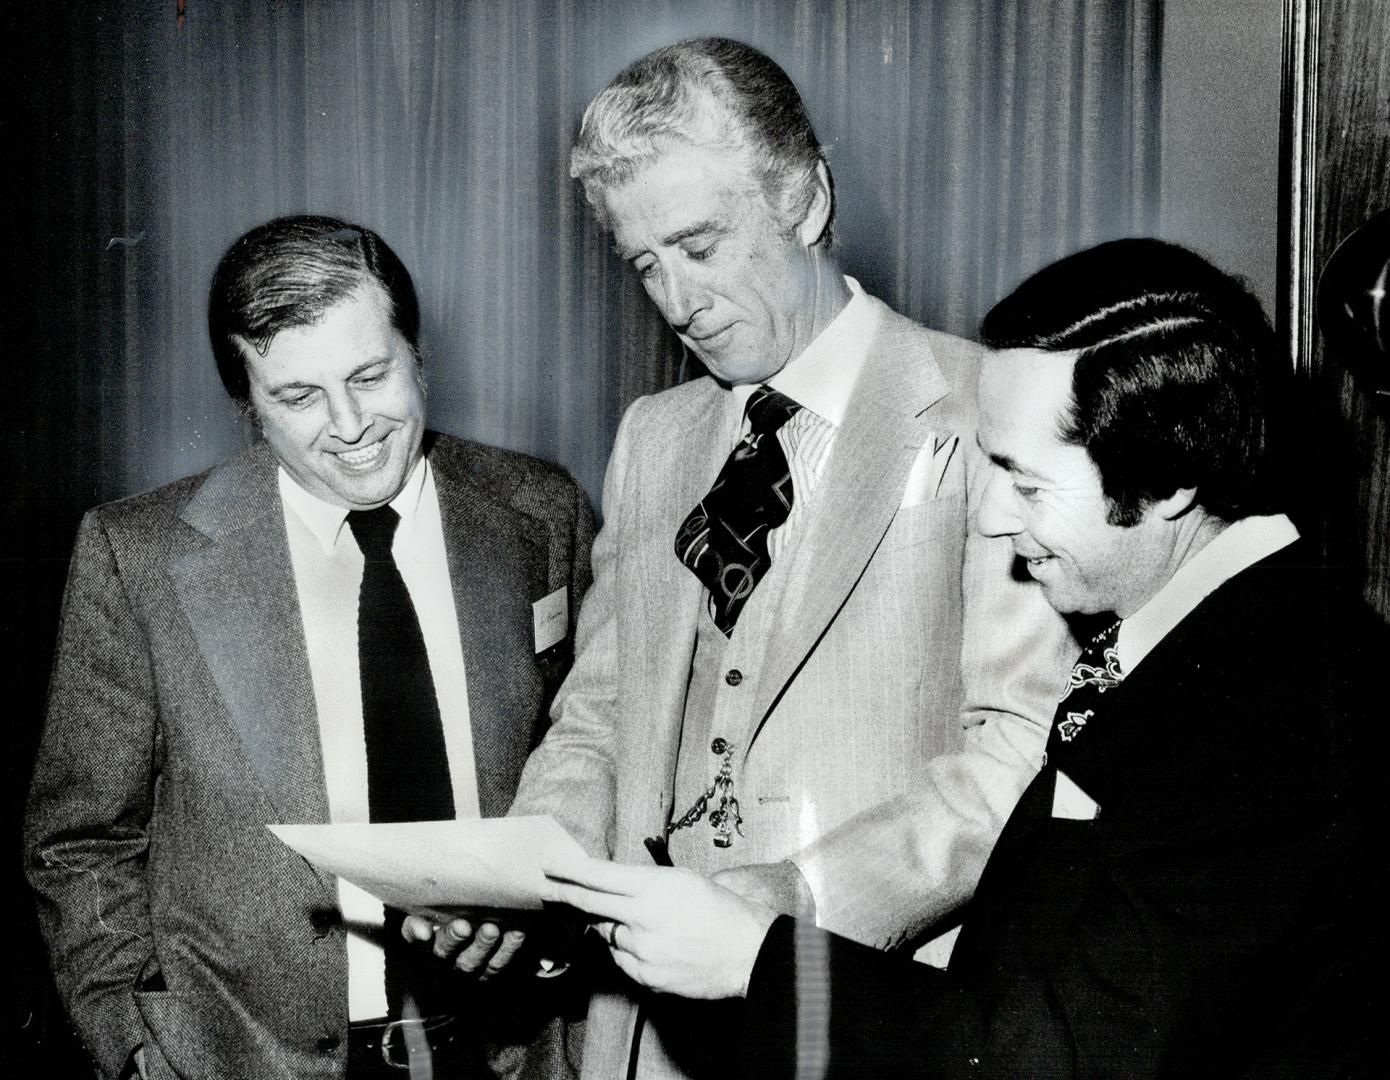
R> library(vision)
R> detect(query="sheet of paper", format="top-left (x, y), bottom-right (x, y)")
top-left (268, 815), bottom-right (588, 915)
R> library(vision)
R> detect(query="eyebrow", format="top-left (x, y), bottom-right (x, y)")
top-left (264, 357), bottom-right (392, 396)
top-left (616, 219), bottom-right (726, 261)
top-left (662, 220), bottom-right (724, 246)
top-left (977, 435), bottom-right (1049, 481)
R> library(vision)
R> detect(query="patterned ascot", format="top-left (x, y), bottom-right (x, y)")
top-left (1048, 617), bottom-right (1125, 754)
top-left (675, 385), bottom-right (803, 636)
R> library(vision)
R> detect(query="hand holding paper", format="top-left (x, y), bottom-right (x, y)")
top-left (543, 856), bottom-right (779, 999)
top-left (270, 815), bottom-right (592, 979)
top-left (268, 815), bottom-right (589, 919)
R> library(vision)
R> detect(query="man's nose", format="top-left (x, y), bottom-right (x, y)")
top-left (655, 264), bottom-right (706, 330)
top-left (976, 468), bottom-right (1022, 538)
top-left (326, 387), bottom-right (370, 442)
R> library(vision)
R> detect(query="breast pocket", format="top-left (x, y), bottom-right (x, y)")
top-left (880, 491), bottom-right (967, 552)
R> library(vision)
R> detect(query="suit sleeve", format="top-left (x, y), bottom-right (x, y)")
top-left (791, 435), bottom-right (1075, 950)
top-left (746, 788), bottom-right (1367, 1080)
top-left (509, 406), bottom-right (638, 858)
top-left (741, 908), bottom-right (1148, 1080)
top-left (24, 511), bottom-right (159, 1078)
top-left (739, 916), bottom-right (979, 1079)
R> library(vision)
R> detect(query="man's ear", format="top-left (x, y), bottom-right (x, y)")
top-left (794, 161), bottom-right (833, 248)
top-left (1151, 486), bottom-right (1199, 521)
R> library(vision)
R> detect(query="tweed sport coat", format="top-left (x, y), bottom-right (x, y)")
top-left (740, 540), bottom-right (1389, 1078)
top-left (25, 433), bottom-right (594, 1079)
top-left (511, 293), bottom-right (1077, 1078)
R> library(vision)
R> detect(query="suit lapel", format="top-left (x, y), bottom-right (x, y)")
top-left (623, 385), bottom-right (729, 842)
top-left (432, 447), bottom-right (547, 818)
top-left (170, 443), bottom-right (330, 826)
top-left (747, 316), bottom-right (950, 749)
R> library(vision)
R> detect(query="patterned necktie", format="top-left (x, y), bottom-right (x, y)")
top-left (1047, 617), bottom-right (1124, 757)
top-left (675, 385), bottom-right (802, 636)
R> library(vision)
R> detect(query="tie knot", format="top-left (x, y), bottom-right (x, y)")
top-left (744, 385), bottom-right (801, 436)
top-left (346, 505), bottom-right (401, 560)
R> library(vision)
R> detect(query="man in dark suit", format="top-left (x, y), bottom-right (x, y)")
top-left (25, 216), bottom-right (594, 1079)
top-left (543, 238), bottom-right (1386, 1077)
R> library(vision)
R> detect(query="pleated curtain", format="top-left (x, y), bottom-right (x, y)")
top-left (39, 0), bottom-right (1160, 505)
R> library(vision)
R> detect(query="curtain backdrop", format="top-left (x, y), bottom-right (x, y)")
top-left (4, 0), bottom-right (1159, 1067)
top-left (32, 0), bottom-right (1162, 507)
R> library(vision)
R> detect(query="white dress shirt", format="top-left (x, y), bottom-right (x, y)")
top-left (280, 456), bottom-right (480, 1020)
top-left (1118, 513), bottom-right (1300, 675)
top-left (728, 275), bottom-right (879, 558)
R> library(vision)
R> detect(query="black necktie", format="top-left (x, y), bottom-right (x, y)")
top-left (347, 507), bottom-right (456, 1020)
top-left (347, 506), bottom-right (455, 823)
top-left (1046, 617), bottom-right (1124, 758)
top-left (675, 385), bottom-right (802, 636)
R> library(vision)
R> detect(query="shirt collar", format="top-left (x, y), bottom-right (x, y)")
top-left (278, 453), bottom-right (431, 555)
top-left (1117, 513), bottom-right (1299, 675)
top-left (730, 275), bottom-right (876, 427)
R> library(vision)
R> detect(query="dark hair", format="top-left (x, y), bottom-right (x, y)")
top-left (980, 238), bottom-right (1286, 526)
top-left (570, 37), bottom-right (835, 246)
top-left (207, 215), bottom-right (420, 406)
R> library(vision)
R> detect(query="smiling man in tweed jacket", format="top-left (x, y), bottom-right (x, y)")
top-left (25, 216), bottom-right (593, 1079)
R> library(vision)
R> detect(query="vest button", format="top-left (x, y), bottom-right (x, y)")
top-left (724, 668), bottom-right (743, 686)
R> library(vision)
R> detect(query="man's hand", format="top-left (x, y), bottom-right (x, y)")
top-left (399, 914), bottom-right (527, 980)
top-left (713, 860), bottom-right (816, 920)
top-left (545, 858), bottom-right (778, 999)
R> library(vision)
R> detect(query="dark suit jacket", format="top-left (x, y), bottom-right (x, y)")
top-left (740, 539), bottom-right (1387, 1078)
top-left (24, 433), bottom-right (595, 1080)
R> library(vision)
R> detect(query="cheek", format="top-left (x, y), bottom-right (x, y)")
top-left (400, 380), bottom-right (428, 421)
top-left (1033, 507), bottom-right (1093, 564)
top-left (268, 416), bottom-right (319, 452)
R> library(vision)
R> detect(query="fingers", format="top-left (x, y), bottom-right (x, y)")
top-left (432, 918), bottom-right (475, 959)
top-left (544, 855), bottom-right (662, 896)
top-left (400, 914), bottom-right (435, 943)
top-left (451, 921), bottom-right (503, 974)
top-left (547, 878), bottom-right (644, 924)
top-left (592, 919), bottom-right (620, 949)
top-left (399, 912), bottom-right (530, 980)
top-left (479, 928), bottom-right (527, 981)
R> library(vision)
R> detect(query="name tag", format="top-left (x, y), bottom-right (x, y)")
top-left (532, 587), bottom-right (568, 654)
top-left (1052, 769), bottom-right (1100, 820)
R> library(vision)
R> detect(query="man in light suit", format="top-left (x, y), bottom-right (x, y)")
top-left (25, 216), bottom-right (594, 1079)
top-left (546, 239), bottom-right (1387, 1077)
top-left (426, 38), bottom-right (1073, 1078)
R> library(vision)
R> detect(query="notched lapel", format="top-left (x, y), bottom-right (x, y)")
top-left (748, 330), bottom-right (949, 749)
top-left (435, 461), bottom-right (547, 819)
top-left (636, 387), bottom-right (729, 710)
top-left (619, 387), bottom-right (728, 834)
top-left (170, 446), bottom-right (329, 828)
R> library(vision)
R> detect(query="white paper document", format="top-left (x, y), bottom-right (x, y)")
top-left (268, 815), bottom-right (587, 916)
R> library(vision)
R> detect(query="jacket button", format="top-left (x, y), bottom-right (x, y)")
top-left (316, 1036), bottom-right (340, 1054)
top-left (309, 909), bottom-right (338, 934)
top-left (724, 669), bottom-right (743, 686)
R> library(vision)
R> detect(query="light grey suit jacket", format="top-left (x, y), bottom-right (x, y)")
top-left (511, 296), bottom-right (1075, 1078)
top-left (25, 433), bottom-right (594, 1080)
